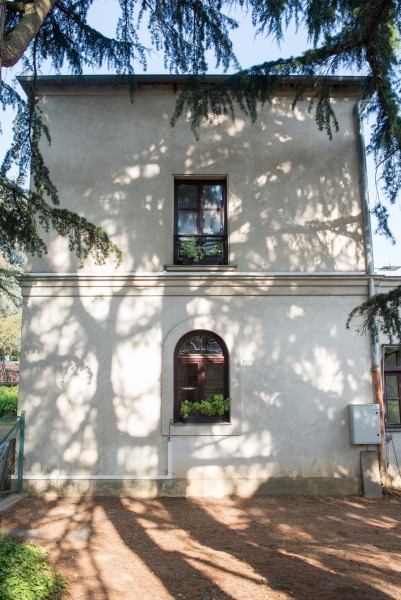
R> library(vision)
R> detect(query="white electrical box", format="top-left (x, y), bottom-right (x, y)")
top-left (348, 404), bottom-right (381, 445)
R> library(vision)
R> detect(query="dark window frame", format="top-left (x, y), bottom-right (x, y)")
top-left (383, 346), bottom-right (401, 429)
top-left (174, 179), bottom-right (228, 265)
top-left (174, 330), bottom-right (229, 422)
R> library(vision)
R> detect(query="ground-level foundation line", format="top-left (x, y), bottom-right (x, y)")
top-left (24, 475), bottom-right (172, 480)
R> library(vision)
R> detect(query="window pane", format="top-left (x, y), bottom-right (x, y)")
top-left (385, 348), bottom-right (400, 367)
top-left (178, 363), bottom-right (198, 388)
top-left (179, 336), bottom-right (201, 354)
top-left (178, 211), bottom-right (197, 234)
top-left (178, 389), bottom-right (198, 403)
top-left (178, 185), bottom-right (198, 209)
top-left (204, 363), bottom-right (224, 396)
top-left (388, 400), bottom-right (401, 425)
top-left (386, 375), bottom-right (399, 399)
top-left (203, 210), bottom-right (222, 234)
top-left (203, 185), bottom-right (222, 209)
top-left (202, 336), bottom-right (223, 354)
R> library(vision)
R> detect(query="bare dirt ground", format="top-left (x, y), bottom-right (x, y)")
top-left (1, 494), bottom-right (401, 600)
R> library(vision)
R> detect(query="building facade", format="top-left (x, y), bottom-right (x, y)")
top-left (18, 75), bottom-right (399, 496)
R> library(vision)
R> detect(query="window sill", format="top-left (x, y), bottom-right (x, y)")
top-left (167, 421), bottom-right (241, 436)
top-left (164, 264), bottom-right (237, 272)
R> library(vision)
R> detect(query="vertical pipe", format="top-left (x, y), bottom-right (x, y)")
top-left (167, 437), bottom-right (172, 478)
top-left (18, 411), bottom-right (25, 493)
top-left (354, 101), bottom-right (388, 485)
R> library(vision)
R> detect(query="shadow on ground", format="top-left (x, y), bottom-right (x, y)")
top-left (1, 495), bottom-right (400, 600)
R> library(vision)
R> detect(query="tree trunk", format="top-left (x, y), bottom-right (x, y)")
top-left (0, 1), bottom-right (5, 84)
top-left (1, 0), bottom-right (57, 68)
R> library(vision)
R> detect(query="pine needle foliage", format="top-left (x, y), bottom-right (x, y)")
top-left (1, 0), bottom-right (240, 298)
top-left (1, 0), bottom-right (401, 334)
top-left (347, 284), bottom-right (401, 341)
top-left (172, 0), bottom-right (401, 223)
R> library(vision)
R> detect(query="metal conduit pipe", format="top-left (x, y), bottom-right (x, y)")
top-left (354, 100), bottom-right (388, 485)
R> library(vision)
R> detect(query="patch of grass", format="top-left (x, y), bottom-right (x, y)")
top-left (0, 532), bottom-right (66, 600)
top-left (0, 386), bottom-right (18, 416)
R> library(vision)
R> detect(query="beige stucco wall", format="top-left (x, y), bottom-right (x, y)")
top-left (18, 80), bottom-right (377, 496)
top-left (19, 274), bottom-right (374, 496)
top-left (29, 82), bottom-right (366, 274)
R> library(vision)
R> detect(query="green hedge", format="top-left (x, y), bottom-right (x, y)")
top-left (0, 386), bottom-right (18, 416)
top-left (0, 532), bottom-right (66, 599)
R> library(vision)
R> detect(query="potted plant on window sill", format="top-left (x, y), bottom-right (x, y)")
top-left (179, 394), bottom-right (230, 423)
top-left (179, 236), bottom-right (222, 265)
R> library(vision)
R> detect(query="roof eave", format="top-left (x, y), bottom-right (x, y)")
top-left (17, 73), bottom-right (371, 96)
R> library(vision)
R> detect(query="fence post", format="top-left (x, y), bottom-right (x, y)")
top-left (17, 412), bottom-right (25, 493)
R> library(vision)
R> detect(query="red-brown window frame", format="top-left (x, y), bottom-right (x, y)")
top-left (174, 179), bottom-right (228, 265)
top-left (174, 330), bottom-right (229, 422)
top-left (383, 347), bottom-right (401, 429)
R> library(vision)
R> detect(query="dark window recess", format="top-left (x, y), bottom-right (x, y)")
top-left (174, 331), bottom-right (229, 422)
top-left (174, 180), bottom-right (228, 265)
top-left (384, 347), bottom-right (401, 428)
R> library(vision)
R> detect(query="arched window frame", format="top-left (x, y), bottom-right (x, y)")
top-left (161, 317), bottom-right (241, 437)
top-left (174, 330), bottom-right (229, 422)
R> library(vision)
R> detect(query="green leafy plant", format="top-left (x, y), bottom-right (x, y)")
top-left (208, 242), bottom-right (222, 256)
top-left (0, 386), bottom-right (18, 416)
top-left (0, 532), bottom-right (66, 600)
top-left (180, 394), bottom-right (230, 420)
top-left (179, 237), bottom-right (222, 263)
top-left (179, 237), bottom-right (206, 263)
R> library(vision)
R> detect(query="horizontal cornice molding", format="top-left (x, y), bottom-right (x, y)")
top-left (376, 279), bottom-right (401, 292)
top-left (19, 271), bottom-right (379, 298)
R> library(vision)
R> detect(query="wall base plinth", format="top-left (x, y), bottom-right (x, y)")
top-left (23, 476), bottom-right (362, 498)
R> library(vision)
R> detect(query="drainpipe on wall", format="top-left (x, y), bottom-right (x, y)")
top-left (354, 100), bottom-right (388, 486)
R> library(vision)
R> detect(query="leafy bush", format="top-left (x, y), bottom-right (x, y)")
top-left (179, 236), bottom-right (222, 262)
top-left (180, 394), bottom-right (230, 419)
top-left (0, 532), bottom-right (66, 599)
top-left (0, 386), bottom-right (18, 416)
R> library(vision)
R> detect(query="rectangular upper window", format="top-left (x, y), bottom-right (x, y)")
top-left (174, 180), bottom-right (227, 265)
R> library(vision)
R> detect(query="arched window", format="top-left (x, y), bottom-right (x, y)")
top-left (174, 331), bottom-right (229, 422)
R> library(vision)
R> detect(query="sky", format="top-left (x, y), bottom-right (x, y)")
top-left (1, 1), bottom-right (401, 273)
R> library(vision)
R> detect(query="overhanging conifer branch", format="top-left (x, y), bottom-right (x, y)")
top-left (347, 286), bottom-right (401, 341)
top-left (0, 177), bottom-right (122, 265)
top-left (1, 0), bottom-right (401, 331)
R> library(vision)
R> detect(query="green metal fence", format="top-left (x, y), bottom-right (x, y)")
top-left (0, 413), bottom-right (25, 494)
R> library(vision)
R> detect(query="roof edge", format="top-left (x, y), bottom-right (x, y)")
top-left (17, 74), bottom-right (370, 96)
